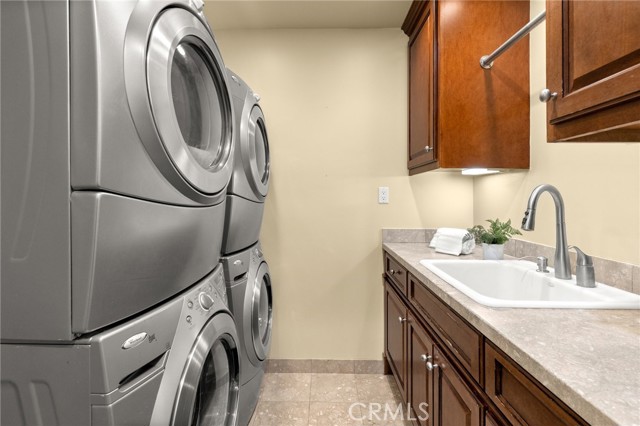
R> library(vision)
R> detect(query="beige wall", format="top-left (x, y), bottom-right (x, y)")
top-left (211, 1), bottom-right (639, 360)
top-left (213, 28), bottom-right (473, 359)
top-left (473, 1), bottom-right (640, 265)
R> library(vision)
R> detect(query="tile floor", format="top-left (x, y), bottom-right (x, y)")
top-left (248, 373), bottom-right (413, 426)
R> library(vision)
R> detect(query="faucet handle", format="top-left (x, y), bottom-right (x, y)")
top-left (569, 246), bottom-right (596, 288)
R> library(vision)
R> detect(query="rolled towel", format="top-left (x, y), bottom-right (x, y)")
top-left (430, 228), bottom-right (475, 256)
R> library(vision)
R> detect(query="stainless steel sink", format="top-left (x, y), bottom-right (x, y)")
top-left (420, 259), bottom-right (640, 309)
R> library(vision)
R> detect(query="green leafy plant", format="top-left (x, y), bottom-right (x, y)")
top-left (468, 218), bottom-right (522, 245)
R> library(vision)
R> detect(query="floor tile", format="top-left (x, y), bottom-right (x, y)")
top-left (355, 375), bottom-right (402, 405)
top-left (259, 373), bottom-right (311, 402)
top-left (308, 402), bottom-right (363, 425)
top-left (310, 373), bottom-right (359, 403)
top-left (250, 401), bottom-right (310, 426)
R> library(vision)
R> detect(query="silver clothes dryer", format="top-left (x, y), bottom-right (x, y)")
top-left (222, 242), bottom-right (273, 426)
top-left (222, 69), bottom-right (271, 255)
top-left (1, 0), bottom-right (234, 341)
top-left (1, 265), bottom-right (240, 426)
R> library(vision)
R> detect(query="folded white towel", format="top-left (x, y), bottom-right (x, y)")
top-left (430, 228), bottom-right (475, 256)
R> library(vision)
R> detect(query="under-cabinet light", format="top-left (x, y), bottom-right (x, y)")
top-left (461, 168), bottom-right (500, 176)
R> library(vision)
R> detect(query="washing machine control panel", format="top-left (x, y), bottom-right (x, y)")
top-left (184, 265), bottom-right (227, 325)
top-left (198, 292), bottom-right (214, 310)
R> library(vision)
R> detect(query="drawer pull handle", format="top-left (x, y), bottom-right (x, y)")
top-left (398, 316), bottom-right (408, 323)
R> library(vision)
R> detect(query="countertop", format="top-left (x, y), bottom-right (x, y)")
top-left (383, 242), bottom-right (640, 426)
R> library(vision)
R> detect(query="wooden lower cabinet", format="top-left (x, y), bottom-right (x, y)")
top-left (383, 251), bottom-right (589, 426)
top-left (432, 347), bottom-right (482, 426)
top-left (408, 315), bottom-right (434, 426)
top-left (385, 281), bottom-right (408, 402)
top-left (406, 314), bottom-right (481, 426)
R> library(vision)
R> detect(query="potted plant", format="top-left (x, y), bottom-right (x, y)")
top-left (468, 218), bottom-right (522, 260)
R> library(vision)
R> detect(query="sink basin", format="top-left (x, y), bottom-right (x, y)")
top-left (419, 259), bottom-right (640, 309)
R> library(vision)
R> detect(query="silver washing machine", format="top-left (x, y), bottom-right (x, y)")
top-left (222, 69), bottom-right (271, 255)
top-left (222, 242), bottom-right (273, 426)
top-left (1, 0), bottom-right (234, 340)
top-left (1, 265), bottom-right (240, 426)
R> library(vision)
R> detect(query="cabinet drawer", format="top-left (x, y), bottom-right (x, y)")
top-left (485, 342), bottom-right (587, 426)
top-left (408, 274), bottom-right (482, 382)
top-left (384, 252), bottom-right (408, 295)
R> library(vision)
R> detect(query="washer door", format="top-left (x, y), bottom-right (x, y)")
top-left (240, 100), bottom-right (270, 199)
top-left (249, 261), bottom-right (273, 361)
top-left (125, 6), bottom-right (233, 203)
top-left (172, 313), bottom-right (239, 426)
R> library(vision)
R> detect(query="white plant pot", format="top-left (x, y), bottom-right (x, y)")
top-left (482, 243), bottom-right (505, 260)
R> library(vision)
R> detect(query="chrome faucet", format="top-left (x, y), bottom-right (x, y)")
top-left (521, 184), bottom-right (571, 279)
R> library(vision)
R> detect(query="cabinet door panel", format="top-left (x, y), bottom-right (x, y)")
top-left (433, 348), bottom-right (481, 426)
top-left (408, 317), bottom-right (434, 426)
top-left (547, 0), bottom-right (640, 141)
top-left (385, 282), bottom-right (407, 401)
top-left (408, 0), bottom-right (436, 171)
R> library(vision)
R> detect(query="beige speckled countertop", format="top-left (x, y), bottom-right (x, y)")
top-left (383, 242), bottom-right (640, 426)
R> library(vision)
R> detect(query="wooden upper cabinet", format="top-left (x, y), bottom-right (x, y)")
top-left (546, 0), bottom-right (640, 141)
top-left (407, 0), bottom-right (436, 171)
top-left (403, 0), bottom-right (530, 174)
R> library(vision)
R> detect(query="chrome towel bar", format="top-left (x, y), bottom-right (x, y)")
top-left (480, 10), bottom-right (546, 69)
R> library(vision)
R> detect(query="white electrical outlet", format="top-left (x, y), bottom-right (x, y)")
top-left (378, 186), bottom-right (389, 204)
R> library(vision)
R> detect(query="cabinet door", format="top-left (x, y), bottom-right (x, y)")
top-left (407, 0), bottom-right (436, 172)
top-left (408, 317), bottom-right (435, 426)
top-left (432, 347), bottom-right (482, 426)
top-left (546, 0), bottom-right (640, 141)
top-left (384, 281), bottom-right (408, 401)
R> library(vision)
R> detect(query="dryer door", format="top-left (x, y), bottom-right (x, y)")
top-left (172, 313), bottom-right (239, 426)
top-left (126, 6), bottom-right (233, 203)
top-left (249, 261), bottom-right (273, 361)
top-left (241, 101), bottom-right (270, 199)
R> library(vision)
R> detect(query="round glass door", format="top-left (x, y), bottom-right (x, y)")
top-left (251, 262), bottom-right (272, 360)
top-left (172, 315), bottom-right (239, 426)
top-left (252, 115), bottom-right (269, 186)
top-left (144, 8), bottom-right (234, 197)
top-left (171, 41), bottom-right (225, 172)
top-left (241, 102), bottom-right (270, 198)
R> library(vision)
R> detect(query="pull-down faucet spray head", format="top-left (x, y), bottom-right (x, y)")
top-left (521, 208), bottom-right (536, 231)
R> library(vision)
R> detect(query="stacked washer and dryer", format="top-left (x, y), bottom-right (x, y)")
top-left (0, 1), bottom-right (271, 425)
top-left (222, 70), bottom-right (273, 426)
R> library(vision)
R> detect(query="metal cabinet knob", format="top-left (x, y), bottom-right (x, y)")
top-left (539, 88), bottom-right (557, 103)
top-left (398, 316), bottom-right (408, 323)
top-left (426, 361), bottom-right (439, 371)
top-left (389, 269), bottom-right (395, 275)
top-left (424, 146), bottom-right (433, 153)
top-left (420, 354), bottom-right (432, 363)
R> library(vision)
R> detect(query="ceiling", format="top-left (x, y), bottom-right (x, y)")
top-left (204, 0), bottom-right (413, 30)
